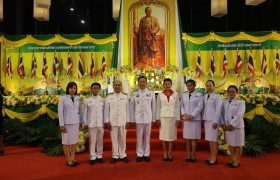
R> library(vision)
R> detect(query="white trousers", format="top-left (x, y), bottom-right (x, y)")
top-left (110, 126), bottom-right (127, 159)
top-left (88, 127), bottom-right (104, 160)
top-left (136, 123), bottom-right (151, 157)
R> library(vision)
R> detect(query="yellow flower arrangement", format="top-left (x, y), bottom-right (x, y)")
top-left (181, 67), bottom-right (196, 77)
top-left (3, 95), bottom-right (68, 107)
top-left (238, 94), bottom-right (280, 105)
top-left (120, 65), bottom-right (132, 74)
top-left (167, 65), bottom-right (179, 73)
top-left (104, 67), bottom-right (119, 77)
top-left (218, 127), bottom-right (230, 155)
top-left (76, 125), bottom-right (88, 153)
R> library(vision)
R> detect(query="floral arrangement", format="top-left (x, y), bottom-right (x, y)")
top-left (104, 67), bottom-right (119, 77)
top-left (146, 65), bottom-right (153, 73)
top-left (133, 68), bottom-right (143, 76)
top-left (237, 94), bottom-right (280, 106)
top-left (147, 82), bottom-right (164, 91)
top-left (181, 67), bottom-right (196, 77)
top-left (3, 95), bottom-right (93, 107)
top-left (218, 127), bottom-right (230, 155)
top-left (4, 95), bottom-right (60, 107)
top-left (166, 65), bottom-right (179, 73)
top-left (76, 125), bottom-right (89, 153)
top-left (155, 65), bottom-right (165, 76)
top-left (120, 65), bottom-right (132, 74)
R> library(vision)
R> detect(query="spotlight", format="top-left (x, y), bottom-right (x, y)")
top-left (81, 20), bottom-right (85, 24)
top-left (70, 8), bottom-right (74, 11)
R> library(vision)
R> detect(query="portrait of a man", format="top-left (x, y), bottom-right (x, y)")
top-left (131, 5), bottom-right (166, 69)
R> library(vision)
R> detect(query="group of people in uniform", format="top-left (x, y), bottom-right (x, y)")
top-left (58, 76), bottom-right (245, 169)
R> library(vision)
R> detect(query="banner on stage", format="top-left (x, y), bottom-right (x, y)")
top-left (1, 39), bottom-right (114, 95)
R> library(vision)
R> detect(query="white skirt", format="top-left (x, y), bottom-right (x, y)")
top-left (183, 120), bottom-right (201, 140)
top-left (159, 117), bottom-right (177, 141)
top-left (225, 128), bottom-right (245, 147)
top-left (61, 124), bottom-right (79, 145)
top-left (204, 121), bottom-right (219, 142)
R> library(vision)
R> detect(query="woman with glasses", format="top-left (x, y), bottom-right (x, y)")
top-left (221, 85), bottom-right (245, 168)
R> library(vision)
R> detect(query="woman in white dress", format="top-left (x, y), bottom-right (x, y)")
top-left (181, 79), bottom-right (203, 162)
top-left (203, 80), bottom-right (222, 165)
top-left (221, 85), bottom-right (245, 168)
top-left (58, 82), bottom-right (83, 167)
top-left (156, 78), bottom-right (180, 161)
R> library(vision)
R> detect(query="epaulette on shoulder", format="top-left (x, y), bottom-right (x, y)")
top-left (107, 92), bottom-right (114, 96)
top-left (183, 91), bottom-right (188, 94)
top-left (122, 92), bottom-right (128, 95)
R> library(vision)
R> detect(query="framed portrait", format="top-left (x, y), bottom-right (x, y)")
top-left (129, 1), bottom-right (169, 69)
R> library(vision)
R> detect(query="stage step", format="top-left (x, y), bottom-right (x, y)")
top-left (92, 122), bottom-right (209, 152)
top-left (102, 138), bottom-right (209, 151)
top-left (103, 128), bottom-right (193, 139)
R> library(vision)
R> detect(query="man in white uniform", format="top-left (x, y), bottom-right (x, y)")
top-left (83, 83), bottom-right (104, 165)
top-left (130, 76), bottom-right (156, 162)
top-left (105, 80), bottom-right (130, 164)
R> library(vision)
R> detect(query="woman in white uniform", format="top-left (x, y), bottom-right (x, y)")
top-left (221, 85), bottom-right (245, 168)
top-left (181, 79), bottom-right (203, 162)
top-left (156, 78), bottom-right (180, 161)
top-left (58, 82), bottom-right (83, 167)
top-left (203, 80), bottom-right (222, 165)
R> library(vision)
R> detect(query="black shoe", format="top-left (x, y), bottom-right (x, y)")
top-left (191, 158), bottom-right (197, 163)
top-left (230, 163), bottom-right (240, 168)
top-left (143, 156), bottom-right (151, 162)
top-left (205, 160), bottom-right (210, 163)
top-left (89, 160), bottom-right (96, 165)
top-left (168, 157), bottom-right (173, 162)
top-left (110, 158), bottom-right (118, 164)
top-left (185, 158), bottom-right (192, 162)
top-left (227, 161), bottom-right (234, 166)
top-left (0, 149), bottom-right (4, 156)
top-left (136, 156), bottom-right (143, 162)
top-left (96, 158), bottom-right (104, 163)
top-left (72, 161), bottom-right (79, 166)
top-left (207, 159), bottom-right (218, 165)
top-left (120, 157), bottom-right (130, 163)
top-left (66, 162), bottom-right (76, 167)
